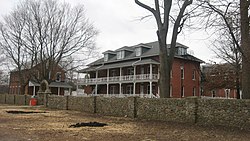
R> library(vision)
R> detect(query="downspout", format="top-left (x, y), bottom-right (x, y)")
top-left (132, 57), bottom-right (142, 67)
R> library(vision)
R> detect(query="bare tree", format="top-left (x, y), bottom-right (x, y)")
top-left (240, 0), bottom-right (250, 99)
top-left (198, 0), bottom-right (250, 98)
top-left (211, 30), bottom-right (241, 98)
top-left (0, 6), bottom-right (28, 94)
top-left (135, 0), bottom-right (193, 98)
top-left (0, 0), bottom-right (98, 94)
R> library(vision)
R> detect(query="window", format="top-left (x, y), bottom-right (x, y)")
top-left (212, 90), bottom-right (216, 97)
top-left (225, 89), bottom-right (230, 98)
top-left (127, 68), bottom-right (134, 75)
top-left (170, 85), bottom-right (173, 97)
top-left (192, 70), bottom-right (196, 80)
top-left (110, 70), bottom-right (116, 77)
top-left (181, 66), bottom-right (184, 79)
top-left (127, 85), bottom-right (133, 94)
top-left (104, 54), bottom-right (108, 62)
top-left (147, 84), bottom-right (150, 94)
top-left (117, 51), bottom-right (125, 59)
top-left (178, 47), bottom-right (187, 55)
top-left (110, 86), bottom-right (116, 94)
top-left (140, 84), bottom-right (144, 94)
top-left (141, 66), bottom-right (144, 74)
top-left (135, 47), bottom-right (142, 56)
top-left (193, 87), bottom-right (196, 96)
top-left (56, 72), bottom-right (61, 82)
top-left (181, 86), bottom-right (185, 97)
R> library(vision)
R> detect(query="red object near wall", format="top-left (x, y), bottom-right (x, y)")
top-left (29, 98), bottom-right (37, 106)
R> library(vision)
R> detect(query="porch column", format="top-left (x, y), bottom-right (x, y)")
top-left (133, 83), bottom-right (136, 95)
top-left (150, 81), bottom-right (152, 98)
top-left (58, 87), bottom-right (60, 96)
top-left (119, 83), bottom-right (122, 95)
top-left (69, 88), bottom-right (72, 95)
top-left (107, 84), bottom-right (109, 95)
top-left (107, 69), bottom-right (109, 96)
top-left (150, 64), bottom-right (153, 79)
top-left (33, 86), bottom-right (36, 96)
top-left (95, 71), bottom-right (98, 95)
top-left (133, 66), bottom-right (136, 95)
top-left (107, 69), bottom-right (109, 82)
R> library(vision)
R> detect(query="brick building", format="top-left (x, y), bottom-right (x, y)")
top-left (9, 62), bottom-right (72, 96)
top-left (201, 64), bottom-right (241, 99)
top-left (77, 41), bottom-right (203, 98)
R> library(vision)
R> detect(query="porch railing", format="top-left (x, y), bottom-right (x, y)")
top-left (78, 74), bottom-right (158, 84)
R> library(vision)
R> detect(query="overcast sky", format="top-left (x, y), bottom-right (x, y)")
top-left (0, 0), bottom-right (217, 63)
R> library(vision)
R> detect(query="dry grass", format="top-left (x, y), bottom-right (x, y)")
top-left (0, 105), bottom-right (249, 141)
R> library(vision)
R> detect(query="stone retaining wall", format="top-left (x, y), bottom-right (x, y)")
top-left (5, 94), bottom-right (15, 104)
top-left (137, 97), bottom-right (197, 123)
top-left (15, 95), bottom-right (26, 105)
top-left (1, 94), bottom-right (250, 130)
top-left (197, 99), bottom-right (250, 129)
top-left (0, 94), bottom-right (6, 104)
top-left (47, 95), bottom-right (67, 110)
top-left (67, 96), bottom-right (95, 113)
top-left (96, 97), bottom-right (135, 118)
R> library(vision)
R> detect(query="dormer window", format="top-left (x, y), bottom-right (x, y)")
top-left (103, 50), bottom-right (116, 62)
top-left (177, 47), bottom-right (187, 55)
top-left (104, 54), bottom-right (108, 62)
top-left (117, 51), bottom-right (125, 59)
top-left (135, 47), bottom-right (142, 56)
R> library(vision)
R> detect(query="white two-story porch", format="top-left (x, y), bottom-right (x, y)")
top-left (77, 59), bottom-right (160, 98)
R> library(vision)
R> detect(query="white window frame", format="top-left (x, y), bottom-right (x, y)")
top-left (127, 85), bottom-right (133, 94)
top-left (104, 54), bottom-right (109, 62)
top-left (117, 51), bottom-right (125, 59)
top-left (193, 87), bottom-right (196, 96)
top-left (192, 70), bottom-right (196, 80)
top-left (110, 85), bottom-right (116, 94)
top-left (181, 86), bottom-right (185, 97)
top-left (181, 66), bottom-right (184, 79)
top-left (140, 84), bottom-right (144, 94)
top-left (135, 47), bottom-right (142, 56)
top-left (225, 89), bottom-right (230, 98)
top-left (170, 85), bottom-right (173, 97)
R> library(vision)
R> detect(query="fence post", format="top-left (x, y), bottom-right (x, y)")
top-left (24, 95), bottom-right (27, 105)
top-left (66, 96), bottom-right (69, 110)
top-left (133, 97), bottom-right (138, 118)
top-left (4, 94), bottom-right (6, 104)
top-left (14, 95), bottom-right (16, 105)
top-left (93, 96), bottom-right (97, 113)
top-left (185, 96), bottom-right (198, 123)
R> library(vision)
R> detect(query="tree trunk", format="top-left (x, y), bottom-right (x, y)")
top-left (240, 0), bottom-right (250, 99)
top-left (235, 69), bottom-right (241, 99)
top-left (158, 30), bottom-right (170, 98)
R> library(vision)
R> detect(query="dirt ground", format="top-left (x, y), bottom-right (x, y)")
top-left (0, 105), bottom-right (250, 141)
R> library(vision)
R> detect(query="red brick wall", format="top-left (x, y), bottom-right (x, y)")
top-left (171, 58), bottom-right (200, 98)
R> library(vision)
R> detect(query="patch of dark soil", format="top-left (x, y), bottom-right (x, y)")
top-left (6, 110), bottom-right (46, 114)
top-left (69, 122), bottom-right (107, 128)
